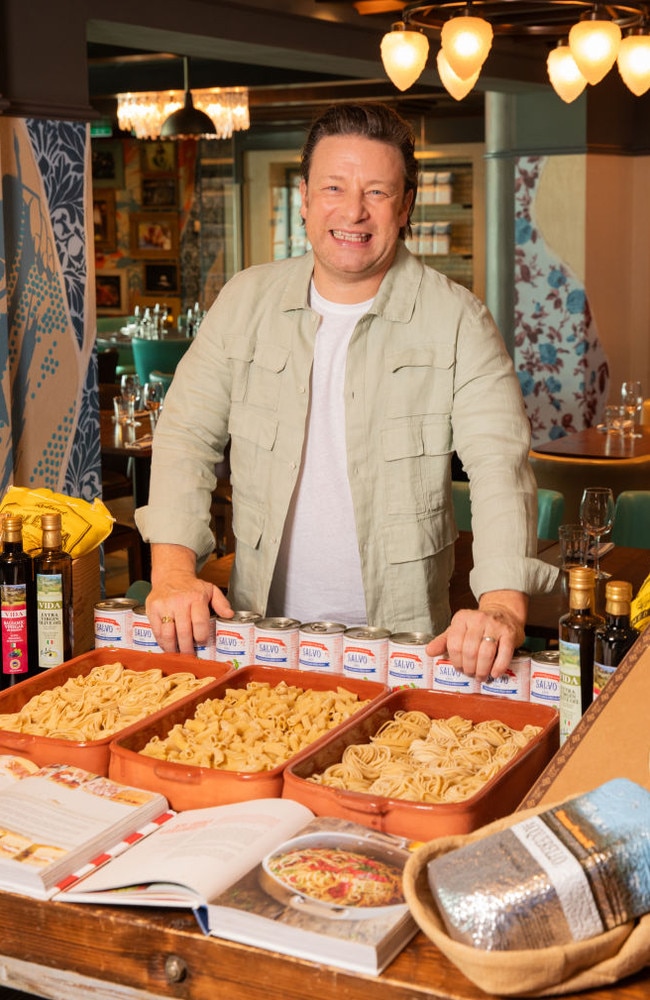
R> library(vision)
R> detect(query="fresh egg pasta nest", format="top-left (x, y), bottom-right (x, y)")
top-left (139, 680), bottom-right (371, 772)
top-left (0, 663), bottom-right (212, 741)
top-left (307, 710), bottom-right (542, 804)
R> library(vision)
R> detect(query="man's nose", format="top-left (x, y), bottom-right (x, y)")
top-left (342, 189), bottom-right (369, 221)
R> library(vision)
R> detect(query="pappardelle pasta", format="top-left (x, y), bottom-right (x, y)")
top-left (307, 710), bottom-right (542, 804)
top-left (0, 663), bottom-right (213, 742)
top-left (140, 680), bottom-right (371, 772)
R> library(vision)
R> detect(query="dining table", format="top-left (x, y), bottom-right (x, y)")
top-left (531, 425), bottom-right (650, 460)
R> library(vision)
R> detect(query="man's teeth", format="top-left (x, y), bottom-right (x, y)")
top-left (332, 231), bottom-right (370, 243)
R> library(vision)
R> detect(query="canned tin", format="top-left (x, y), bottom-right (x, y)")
top-left (194, 615), bottom-right (217, 661)
top-left (387, 631), bottom-right (434, 689)
top-left (479, 648), bottom-right (531, 701)
top-left (431, 654), bottom-right (481, 694)
top-left (298, 622), bottom-right (346, 674)
top-left (529, 649), bottom-right (561, 709)
top-left (342, 626), bottom-right (390, 683)
top-left (215, 611), bottom-right (261, 668)
top-left (94, 598), bottom-right (138, 650)
top-left (131, 605), bottom-right (164, 654)
top-left (254, 617), bottom-right (301, 669)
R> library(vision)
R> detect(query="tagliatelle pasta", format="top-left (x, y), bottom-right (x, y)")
top-left (0, 663), bottom-right (213, 742)
top-left (307, 710), bottom-right (542, 804)
top-left (140, 680), bottom-right (371, 772)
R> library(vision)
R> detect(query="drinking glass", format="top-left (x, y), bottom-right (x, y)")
top-left (120, 374), bottom-right (141, 425)
top-left (143, 381), bottom-right (165, 425)
top-left (579, 487), bottom-right (615, 580)
top-left (620, 380), bottom-right (643, 438)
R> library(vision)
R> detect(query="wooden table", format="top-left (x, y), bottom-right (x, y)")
top-left (450, 532), bottom-right (650, 640)
top-left (531, 425), bottom-right (650, 460)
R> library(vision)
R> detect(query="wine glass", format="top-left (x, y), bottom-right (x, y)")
top-left (579, 487), bottom-right (615, 580)
top-left (143, 381), bottom-right (165, 426)
top-left (120, 373), bottom-right (141, 425)
top-left (620, 380), bottom-right (643, 438)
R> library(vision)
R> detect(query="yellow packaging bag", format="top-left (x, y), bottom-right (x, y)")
top-left (0, 487), bottom-right (114, 558)
top-left (631, 573), bottom-right (650, 633)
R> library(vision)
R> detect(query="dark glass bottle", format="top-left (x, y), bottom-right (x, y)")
top-left (0, 514), bottom-right (37, 687)
top-left (593, 580), bottom-right (638, 699)
top-left (34, 512), bottom-right (73, 668)
top-left (559, 565), bottom-right (604, 744)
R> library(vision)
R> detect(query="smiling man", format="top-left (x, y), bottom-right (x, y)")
top-left (136, 102), bottom-right (557, 681)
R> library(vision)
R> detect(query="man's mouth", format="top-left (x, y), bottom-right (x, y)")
top-left (331, 230), bottom-right (371, 243)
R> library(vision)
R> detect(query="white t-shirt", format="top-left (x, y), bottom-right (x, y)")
top-left (267, 284), bottom-right (372, 624)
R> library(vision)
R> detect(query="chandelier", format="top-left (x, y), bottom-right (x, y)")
top-left (380, 1), bottom-right (650, 102)
top-left (117, 86), bottom-right (250, 140)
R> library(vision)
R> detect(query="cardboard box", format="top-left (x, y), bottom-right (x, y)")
top-left (522, 625), bottom-right (650, 808)
top-left (72, 548), bottom-right (102, 656)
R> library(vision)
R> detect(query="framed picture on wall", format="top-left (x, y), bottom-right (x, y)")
top-left (92, 140), bottom-right (125, 189)
top-left (142, 176), bottom-right (178, 208)
top-left (96, 271), bottom-right (127, 315)
top-left (141, 141), bottom-right (176, 175)
top-left (130, 212), bottom-right (179, 257)
top-left (93, 190), bottom-right (117, 252)
top-left (144, 261), bottom-right (179, 295)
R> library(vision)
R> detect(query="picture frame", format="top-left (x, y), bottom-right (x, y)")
top-left (130, 212), bottom-right (179, 257)
top-left (141, 141), bottom-right (177, 175)
top-left (143, 261), bottom-right (179, 296)
top-left (92, 140), bottom-right (125, 189)
top-left (93, 190), bottom-right (117, 252)
top-left (96, 271), bottom-right (127, 315)
top-left (141, 176), bottom-right (178, 209)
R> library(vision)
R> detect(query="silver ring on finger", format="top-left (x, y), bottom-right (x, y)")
top-left (482, 635), bottom-right (498, 643)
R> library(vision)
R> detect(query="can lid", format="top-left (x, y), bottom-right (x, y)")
top-left (389, 631), bottom-right (434, 645)
top-left (217, 611), bottom-right (261, 624)
top-left (256, 617), bottom-right (301, 630)
top-left (344, 626), bottom-right (391, 640)
top-left (300, 621), bottom-right (346, 635)
top-left (95, 598), bottom-right (139, 610)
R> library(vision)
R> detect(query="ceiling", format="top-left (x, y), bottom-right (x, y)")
top-left (85, 0), bottom-right (550, 134)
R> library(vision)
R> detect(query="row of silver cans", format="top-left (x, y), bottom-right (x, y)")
top-left (432, 648), bottom-right (560, 707)
top-left (94, 600), bottom-right (217, 659)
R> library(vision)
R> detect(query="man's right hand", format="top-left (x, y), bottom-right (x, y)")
top-left (145, 543), bottom-right (234, 654)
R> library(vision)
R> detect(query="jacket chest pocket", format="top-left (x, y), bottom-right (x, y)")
top-left (227, 342), bottom-right (290, 411)
top-left (381, 417), bottom-right (453, 515)
top-left (385, 344), bottom-right (454, 419)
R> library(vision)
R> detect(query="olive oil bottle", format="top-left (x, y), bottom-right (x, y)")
top-left (593, 580), bottom-right (638, 699)
top-left (34, 512), bottom-right (73, 668)
top-left (559, 565), bottom-right (603, 744)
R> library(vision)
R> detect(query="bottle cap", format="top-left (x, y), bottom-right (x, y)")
top-left (568, 565), bottom-right (596, 589)
top-left (40, 513), bottom-right (62, 531)
top-left (3, 515), bottom-right (23, 531)
top-left (605, 580), bottom-right (633, 602)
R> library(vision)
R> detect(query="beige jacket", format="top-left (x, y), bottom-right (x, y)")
top-left (136, 244), bottom-right (557, 633)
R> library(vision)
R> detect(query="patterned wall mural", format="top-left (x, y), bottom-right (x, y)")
top-left (513, 155), bottom-right (609, 445)
top-left (0, 117), bottom-right (99, 500)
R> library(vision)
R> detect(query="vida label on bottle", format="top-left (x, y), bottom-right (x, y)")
top-left (36, 573), bottom-right (65, 667)
top-left (1, 583), bottom-right (30, 676)
top-left (559, 638), bottom-right (583, 743)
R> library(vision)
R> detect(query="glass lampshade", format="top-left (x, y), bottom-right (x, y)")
top-left (617, 31), bottom-right (650, 95)
top-left (547, 44), bottom-right (588, 103)
top-left (568, 16), bottom-right (622, 85)
top-left (441, 14), bottom-right (493, 81)
top-left (380, 23), bottom-right (430, 91)
top-left (436, 48), bottom-right (480, 100)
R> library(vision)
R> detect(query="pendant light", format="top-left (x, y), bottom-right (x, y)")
top-left (547, 42), bottom-right (588, 103)
top-left (617, 27), bottom-right (650, 95)
top-left (436, 48), bottom-right (480, 100)
top-left (440, 7), bottom-right (493, 81)
top-left (568, 9), bottom-right (622, 85)
top-left (380, 21), bottom-right (430, 90)
top-left (160, 57), bottom-right (217, 139)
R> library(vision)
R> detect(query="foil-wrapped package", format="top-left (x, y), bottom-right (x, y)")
top-left (427, 778), bottom-right (650, 950)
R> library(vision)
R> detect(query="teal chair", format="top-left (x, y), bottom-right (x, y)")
top-left (452, 481), bottom-right (565, 540)
top-left (612, 491), bottom-right (650, 548)
top-left (149, 369), bottom-right (174, 392)
top-left (131, 337), bottom-right (192, 386)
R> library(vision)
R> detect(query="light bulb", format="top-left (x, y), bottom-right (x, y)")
top-left (547, 44), bottom-right (588, 103)
top-left (436, 48), bottom-right (480, 100)
top-left (569, 16), bottom-right (621, 85)
top-left (441, 14), bottom-right (493, 80)
top-left (380, 23), bottom-right (430, 91)
top-left (617, 31), bottom-right (650, 95)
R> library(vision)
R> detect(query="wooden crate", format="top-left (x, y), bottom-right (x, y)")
top-left (72, 547), bottom-right (101, 656)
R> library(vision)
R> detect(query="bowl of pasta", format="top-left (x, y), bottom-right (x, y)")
top-left (259, 829), bottom-right (411, 920)
top-left (282, 689), bottom-right (560, 841)
top-left (0, 649), bottom-right (233, 775)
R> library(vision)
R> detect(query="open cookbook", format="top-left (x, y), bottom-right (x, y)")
top-left (0, 756), bottom-right (417, 975)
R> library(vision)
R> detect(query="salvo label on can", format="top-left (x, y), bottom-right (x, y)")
top-left (479, 648), bottom-right (531, 701)
top-left (388, 631), bottom-right (434, 688)
top-left (529, 649), bottom-right (561, 708)
top-left (194, 615), bottom-right (217, 661)
top-left (94, 598), bottom-right (138, 649)
top-left (131, 605), bottom-right (164, 654)
top-left (432, 654), bottom-right (481, 694)
top-left (342, 626), bottom-right (390, 683)
top-left (298, 622), bottom-right (345, 674)
top-left (216, 612), bottom-right (261, 668)
top-left (254, 617), bottom-right (300, 669)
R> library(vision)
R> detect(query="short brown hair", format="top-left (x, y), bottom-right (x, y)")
top-left (300, 103), bottom-right (418, 239)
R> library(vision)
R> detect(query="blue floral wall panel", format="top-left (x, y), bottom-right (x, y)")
top-left (0, 117), bottom-right (100, 500)
top-left (514, 155), bottom-right (609, 444)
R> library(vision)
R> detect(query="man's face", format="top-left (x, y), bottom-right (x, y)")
top-left (300, 134), bottom-right (413, 302)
